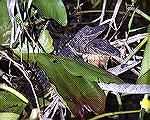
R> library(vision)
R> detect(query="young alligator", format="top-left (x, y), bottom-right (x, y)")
top-left (55, 24), bottom-right (120, 68)
top-left (68, 24), bottom-right (120, 57)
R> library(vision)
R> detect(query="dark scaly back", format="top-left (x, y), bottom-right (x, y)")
top-left (69, 24), bottom-right (107, 53)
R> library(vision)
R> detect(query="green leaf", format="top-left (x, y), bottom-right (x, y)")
top-left (91, 0), bottom-right (102, 8)
top-left (34, 53), bottom-right (124, 118)
top-left (0, 0), bottom-right (10, 27)
top-left (38, 98), bottom-right (50, 108)
top-left (60, 56), bottom-right (123, 84)
top-left (137, 25), bottom-right (150, 84)
top-left (0, 0), bottom-right (11, 44)
top-left (38, 29), bottom-right (54, 53)
top-left (0, 90), bottom-right (27, 114)
top-left (0, 113), bottom-right (19, 120)
top-left (36, 54), bottom-right (123, 84)
top-left (137, 69), bottom-right (150, 84)
top-left (33, 0), bottom-right (68, 26)
top-left (128, 10), bottom-right (136, 33)
top-left (0, 26), bottom-right (3, 44)
top-left (35, 53), bottom-right (106, 118)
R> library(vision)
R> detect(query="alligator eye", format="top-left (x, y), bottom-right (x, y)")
top-left (93, 43), bottom-right (102, 48)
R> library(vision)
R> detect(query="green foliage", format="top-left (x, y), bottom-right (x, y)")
top-left (128, 10), bottom-right (136, 33)
top-left (137, 25), bottom-right (150, 84)
top-left (35, 53), bottom-right (107, 118)
top-left (34, 53), bottom-right (124, 118)
top-left (0, 0), bottom-right (11, 44)
top-left (0, 26), bottom-right (3, 44)
top-left (0, 0), bottom-right (10, 27)
top-left (35, 53), bottom-right (123, 84)
top-left (33, 0), bottom-right (68, 26)
top-left (38, 98), bottom-right (50, 108)
top-left (60, 56), bottom-right (123, 84)
top-left (91, 0), bottom-right (102, 8)
top-left (38, 29), bottom-right (54, 53)
top-left (138, 70), bottom-right (150, 84)
top-left (2, 0), bottom-right (150, 119)
top-left (0, 91), bottom-right (26, 114)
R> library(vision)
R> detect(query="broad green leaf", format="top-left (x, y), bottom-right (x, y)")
top-left (35, 53), bottom-right (106, 118)
top-left (38, 29), bottom-right (54, 53)
top-left (0, 25), bottom-right (3, 44)
top-left (35, 54), bottom-right (123, 83)
top-left (15, 53), bottom-right (124, 84)
top-left (0, 0), bottom-right (11, 44)
top-left (0, 113), bottom-right (19, 120)
top-left (137, 25), bottom-right (150, 84)
top-left (33, 0), bottom-right (68, 26)
top-left (0, 90), bottom-right (27, 114)
top-left (12, 52), bottom-right (124, 118)
top-left (137, 69), bottom-right (150, 84)
top-left (59, 56), bottom-right (123, 84)
top-left (0, 0), bottom-right (10, 27)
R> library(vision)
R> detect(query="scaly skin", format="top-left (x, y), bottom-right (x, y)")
top-left (69, 24), bottom-right (120, 57)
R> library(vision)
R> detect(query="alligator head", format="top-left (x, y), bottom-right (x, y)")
top-left (69, 24), bottom-right (107, 53)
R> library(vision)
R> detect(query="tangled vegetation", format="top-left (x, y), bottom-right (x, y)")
top-left (0, 0), bottom-right (150, 120)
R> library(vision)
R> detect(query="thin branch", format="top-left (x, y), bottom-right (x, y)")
top-left (91, 0), bottom-right (107, 24)
top-left (99, 0), bottom-right (107, 24)
top-left (102, 0), bottom-right (122, 38)
top-left (98, 83), bottom-right (150, 94)
top-left (108, 60), bottom-right (140, 76)
top-left (89, 110), bottom-right (141, 120)
top-left (7, 0), bottom-right (16, 48)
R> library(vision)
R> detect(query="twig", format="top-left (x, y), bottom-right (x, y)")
top-left (110, 33), bottom-right (147, 45)
top-left (89, 110), bottom-right (141, 120)
top-left (109, 10), bottom-right (130, 41)
top-left (75, 10), bottom-right (127, 15)
top-left (7, 0), bottom-right (16, 48)
top-left (108, 60), bottom-right (140, 76)
top-left (99, 0), bottom-right (107, 24)
top-left (91, 0), bottom-right (107, 24)
top-left (101, 0), bottom-right (122, 38)
top-left (98, 83), bottom-right (150, 94)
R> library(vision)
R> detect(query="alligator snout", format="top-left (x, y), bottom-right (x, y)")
top-left (84, 39), bottom-right (120, 57)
